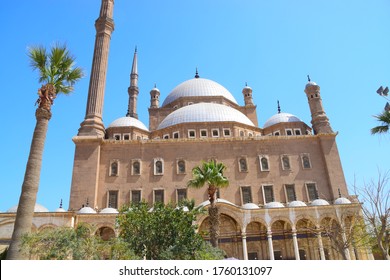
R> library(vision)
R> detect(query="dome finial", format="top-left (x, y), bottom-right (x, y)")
top-left (59, 199), bottom-right (63, 209)
top-left (338, 188), bottom-right (342, 198)
top-left (307, 75), bottom-right (311, 82)
top-left (195, 67), bottom-right (200, 78)
top-left (277, 100), bottom-right (281, 114)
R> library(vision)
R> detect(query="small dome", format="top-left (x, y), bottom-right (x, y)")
top-left (311, 199), bottom-right (330, 206)
top-left (162, 78), bottom-right (238, 107)
top-left (7, 203), bottom-right (49, 213)
top-left (242, 203), bottom-right (260, 209)
top-left (288, 201), bottom-right (307, 207)
top-left (55, 207), bottom-right (66, 212)
top-left (305, 81), bottom-right (318, 88)
top-left (263, 112), bottom-right (303, 128)
top-left (334, 197), bottom-right (352, 205)
top-left (77, 206), bottom-right (96, 214)
top-left (107, 116), bottom-right (149, 131)
top-left (264, 201), bottom-right (285, 209)
top-left (157, 103), bottom-right (255, 129)
top-left (100, 207), bottom-right (119, 214)
top-left (197, 198), bottom-right (236, 208)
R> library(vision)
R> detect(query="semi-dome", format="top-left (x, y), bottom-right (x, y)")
top-left (242, 203), bottom-right (260, 209)
top-left (263, 112), bottom-right (303, 128)
top-left (288, 201), bottom-right (307, 207)
top-left (107, 116), bottom-right (149, 131)
top-left (157, 103), bottom-right (255, 129)
top-left (77, 206), bottom-right (96, 214)
top-left (7, 203), bottom-right (49, 213)
top-left (334, 197), bottom-right (352, 205)
top-left (100, 207), bottom-right (119, 214)
top-left (311, 199), bottom-right (330, 206)
top-left (162, 78), bottom-right (238, 107)
top-left (264, 201), bottom-right (285, 209)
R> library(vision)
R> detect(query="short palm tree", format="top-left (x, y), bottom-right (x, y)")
top-left (187, 160), bottom-right (229, 247)
top-left (7, 44), bottom-right (83, 260)
top-left (371, 111), bottom-right (390, 135)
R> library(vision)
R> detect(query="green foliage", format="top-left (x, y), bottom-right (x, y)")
top-left (371, 110), bottom-right (390, 134)
top-left (187, 160), bottom-right (229, 191)
top-left (194, 241), bottom-right (225, 260)
top-left (28, 43), bottom-right (84, 94)
top-left (117, 201), bottom-right (209, 260)
top-left (21, 223), bottom-right (137, 260)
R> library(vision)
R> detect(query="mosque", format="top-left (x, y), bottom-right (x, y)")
top-left (0, 0), bottom-right (373, 260)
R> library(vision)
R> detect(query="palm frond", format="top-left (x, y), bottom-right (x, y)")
top-left (371, 111), bottom-right (390, 135)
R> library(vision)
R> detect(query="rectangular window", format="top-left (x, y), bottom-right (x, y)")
top-left (163, 134), bottom-right (169, 139)
top-left (241, 186), bottom-right (252, 204)
top-left (212, 129), bottom-right (219, 137)
top-left (294, 129), bottom-right (301, 135)
top-left (259, 155), bottom-right (270, 171)
top-left (239, 157), bottom-right (248, 172)
top-left (200, 129), bottom-right (208, 137)
top-left (123, 134), bottom-right (130, 140)
top-left (285, 129), bottom-right (293, 136)
top-left (173, 131), bottom-right (179, 139)
top-left (285, 184), bottom-right (296, 202)
top-left (188, 130), bottom-right (196, 138)
top-left (108, 190), bottom-right (118, 209)
top-left (154, 189), bottom-right (164, 203)
top-left (177, 189), bottom-right (187, 202)
top-left (131, 190), bottom-right (141, 204)
top-left (263, 185), bottom-right (274, 203)
top-left (114, 134), bottom-right (121, 140)
top-left (223, 128), bottom-right (231, 137)
top-left (306, 183), bottom-right (317, 201)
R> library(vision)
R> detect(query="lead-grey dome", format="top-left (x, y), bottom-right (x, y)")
top-left (107, 116), bottom-right (149, 131)
top-left (263, 112), bottom-right (303, 128)
top-left (7, 203), bottom-right (49, 213)
top-left (157, 103), bottom-right (255, 129)
top-left (162, 78), bottom-right (238, 107)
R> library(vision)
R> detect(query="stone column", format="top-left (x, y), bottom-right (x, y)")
top-left (242, 232), bottom-right (248, 260)
top-left (341, 229), bottom-right (351, 260)
top-left (317, 231), bottom-right (326, 260)
top-left (292, 229), bottom-right (300, 260)
top-left (267, 228), bottom-right (274, 260)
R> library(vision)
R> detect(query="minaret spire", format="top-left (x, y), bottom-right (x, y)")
top-left (127, 47), bottom-right (139, 118)
top-left (78, 0), bottom-right (115, 136)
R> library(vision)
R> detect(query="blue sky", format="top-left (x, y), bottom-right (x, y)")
top-left (1, 0), bottom-right (389, 212)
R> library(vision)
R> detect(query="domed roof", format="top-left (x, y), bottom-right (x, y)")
top-left (263, 112), bottom-right (303, 128)
top-left (55, 207), bottom-right (66, 212)
top-left (197, 198), bottom-right (236, 208)
top-left (77, 206), bottom-right (96, 214)
top-left (7, 203), bottom-right (49, 213)
top-left (264, 201), bottom-right (285, 208)
top-left (157, 103), bottom-right (255, 130)
top-left (100, 207), bottom-right (119, 214)
top-left (311, 199), bottom-right (330, 206)
top-left (334, 197), bottom-right (352, 205)
top-left (242, 203), bottom-right (260, 209)
top-left (288, 201), bottom-right (307, 207)
top-left (107, 116), bottom-right (149, 131)
top-left (162, 78), bottom-right (238, 107)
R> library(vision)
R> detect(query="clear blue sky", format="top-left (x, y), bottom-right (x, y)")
top-left (1, 0), bottom-right (389, 212)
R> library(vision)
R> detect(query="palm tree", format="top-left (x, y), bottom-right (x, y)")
top-left (371, 111), bottom-right (390, 135)
top-left (6, 44), bottom-right (83, 260)
top-left (187, 160), bottom-right (229, 247)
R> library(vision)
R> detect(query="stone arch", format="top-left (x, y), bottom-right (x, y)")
top-left (270, 219), bottom-right (293, 260)
top-left (295, 218), bottom-right (317, 260)
top-left (198, 213), bottom-right (240, 258)
top-left (37, 224), bottom-right (57, 232)
top-left (95, 225), bottom-right (116, 241)
top-left (245, 221), bottom-right (268, 260)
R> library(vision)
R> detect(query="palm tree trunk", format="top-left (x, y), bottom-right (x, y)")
top-left (7, 108), bottom-right (51, 259)
top-left (208, 203), bottom-right (219, 247)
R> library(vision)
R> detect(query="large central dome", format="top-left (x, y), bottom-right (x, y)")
top-left (157, 103), bottom-right (255, 129)
top-left (162, 78), bottom-right (238, 107)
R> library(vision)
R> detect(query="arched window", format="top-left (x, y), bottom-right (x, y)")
top-left (301, 154), bottom-right (311, 169)
top-left (282, 155), bottom-right (291, 170)
top-left (154, 159), bottom-right (164, 175)
top-left (259, 156), bottom-right (269, 171)
top-left (110, 161), bottom-right (118, 176)
top-left (239, 158), bottom-right (248, 172)
top-left (132, 161), bottom-right (140, 175)
top-left (177, 160), bottom-right (186, 174)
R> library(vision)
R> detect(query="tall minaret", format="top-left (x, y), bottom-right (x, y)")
top-left (78, 0), bottom-right (115, 137)
top-left (304, 77), bottom-right (333, 134)
top-left (127, 48), bottom-right (139, 118)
